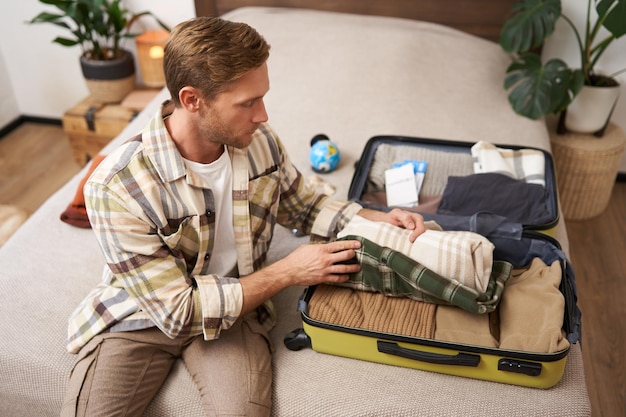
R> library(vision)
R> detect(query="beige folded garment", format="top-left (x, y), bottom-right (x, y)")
top-left (471, 141), bottom-right (546, 186)
top-left (434, 305), bottom-right (499, 347)
top-left (498, 258), bottom-right (570, 353)
top-left (337, 215), bottom-right (495, 292)
top-left (308, 284), bottom-right (436, 339)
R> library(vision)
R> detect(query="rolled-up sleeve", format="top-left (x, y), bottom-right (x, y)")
top-left (194, 274), bottom-right (243, 340)
top-left (310, 200), bottom-right (363, 241)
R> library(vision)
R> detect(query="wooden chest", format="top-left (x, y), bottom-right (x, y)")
top-left (62, 96), bottom-right (138, 166)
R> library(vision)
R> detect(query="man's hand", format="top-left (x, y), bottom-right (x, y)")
top-left (278, 239), bottom-right (362, 286)
top-left (239, 239), bottom-right (361, 314)
top-left (357, 208), bottom-right (426, 242)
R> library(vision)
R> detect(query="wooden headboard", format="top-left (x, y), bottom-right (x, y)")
top-left (194, 0), bottom-right (517, 43)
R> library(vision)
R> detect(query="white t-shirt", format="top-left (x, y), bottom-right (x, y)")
top-left (182, 149), bottom-right (237, 276)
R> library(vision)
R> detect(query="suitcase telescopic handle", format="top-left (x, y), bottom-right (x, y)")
top-left (377, 341), bottom-right (480, 367)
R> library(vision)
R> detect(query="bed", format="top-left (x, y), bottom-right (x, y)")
top-left (0, 1), bottom-right (592, 416)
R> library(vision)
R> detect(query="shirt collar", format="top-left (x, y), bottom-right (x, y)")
top-left (140, 100), bottom-right (193, 183)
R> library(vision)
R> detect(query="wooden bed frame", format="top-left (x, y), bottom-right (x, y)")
top-left (194, 0), bottom-right (518, 43)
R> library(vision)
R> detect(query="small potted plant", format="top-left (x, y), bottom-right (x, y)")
top-left (499, 0), bottom-right (626, 136)
top-left (28, 0), bottom-right (169, 103)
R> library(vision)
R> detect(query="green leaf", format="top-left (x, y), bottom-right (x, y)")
top-left (53, 36), bottom-right (79, 46)
top-left (500, 0), bottom-right (562, 53)
top-left (504, 53), bottom-right (583, 119)
top-left (40, 0), bottom-right (71, 4)
top-left (107, 0), bottom-right (127, 33)
top-left (39, 0), bottom-right (73, 12)
top-left (596, 0), bottom-right (626, 38)
top-left (28, 0), bottom-right (169, 59)
top-left (545, 61), bottom-right (584, 112)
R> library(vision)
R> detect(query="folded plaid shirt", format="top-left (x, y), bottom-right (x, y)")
top-left (336, 235), bottom-right (513, 314)
top-left (338, 215), bottom-right (495, 293)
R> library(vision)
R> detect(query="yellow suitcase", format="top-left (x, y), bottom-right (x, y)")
top-left (286, 261), bottom-right (575, 389)
top-left (285, 135), bottom-right (580, 389)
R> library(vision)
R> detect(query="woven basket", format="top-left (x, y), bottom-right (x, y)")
top-left (80, 49), bottom-right (136, 103)
top-left (551, 122), bottom-right (626, 220)
top-left (84, 75), bottom-right (136, 104)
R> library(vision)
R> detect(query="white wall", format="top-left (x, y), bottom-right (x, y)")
top-left (0, 46), bottom-right (20, 128)
top-left (0, 0), bottom-right (195, 120)
top-left (542, 0), bottom-right (626, 173)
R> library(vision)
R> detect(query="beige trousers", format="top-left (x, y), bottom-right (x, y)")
top-left (61, 313), bottom-right (272, 417)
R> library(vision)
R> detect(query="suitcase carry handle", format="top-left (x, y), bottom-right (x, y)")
top-left (377, 341), bottom-right (480, 367)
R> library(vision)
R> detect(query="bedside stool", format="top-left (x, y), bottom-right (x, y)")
top-left (549, 121), bottom-right (626, 220)
top-left (62, 96), bottom-right (138, 166)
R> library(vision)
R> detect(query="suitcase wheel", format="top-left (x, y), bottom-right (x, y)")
top-left (284, 328), bottom-right (312, 351)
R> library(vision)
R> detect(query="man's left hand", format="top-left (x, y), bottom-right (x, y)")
top-left (357, 208), bottom-right (426, 242)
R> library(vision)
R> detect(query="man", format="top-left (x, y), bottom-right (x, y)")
top-left (62, 16), bottom-right (425, 417)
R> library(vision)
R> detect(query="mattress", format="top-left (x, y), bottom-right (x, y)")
top-left (0, 7), bottom-right (589, 416)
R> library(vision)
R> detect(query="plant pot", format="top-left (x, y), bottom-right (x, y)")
top-left (80, 49), bottom-right (136, 103)
top-left (562, 82), bottom-right (621, 137)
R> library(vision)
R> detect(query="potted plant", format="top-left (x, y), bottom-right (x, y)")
top-left (499, 0), bottom-right (626, 136)
top-left (28, 0), bottom-right (169, 103)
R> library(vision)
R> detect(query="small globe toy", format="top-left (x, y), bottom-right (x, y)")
top-left (310, 134), bottom-right (340, 173)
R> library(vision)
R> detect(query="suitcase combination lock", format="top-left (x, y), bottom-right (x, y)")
top-left (498, 359), bottom-right (542, 376)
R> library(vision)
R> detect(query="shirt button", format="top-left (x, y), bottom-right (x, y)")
top-left (206, 209), bottom-right (212, 216)
top-left (204, 254), bottom-right (210, 261)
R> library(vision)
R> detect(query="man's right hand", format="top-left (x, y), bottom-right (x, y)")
top-left (277, 239), bottom-right (362, 286)
top-left (238, 240), bottom-right (361, 315)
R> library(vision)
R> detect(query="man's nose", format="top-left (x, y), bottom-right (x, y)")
top-left (253, 100), bottom-right (269, 123)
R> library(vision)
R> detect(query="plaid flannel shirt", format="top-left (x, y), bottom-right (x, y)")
top-left (66, 101), bottom-right (361, 354)
top-left (336, 235), bottom-right (513, 314)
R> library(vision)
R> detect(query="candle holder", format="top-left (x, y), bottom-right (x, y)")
top-left (135, 29), bottom-right (170, 87)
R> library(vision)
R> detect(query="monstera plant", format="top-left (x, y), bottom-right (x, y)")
top-left (500, 0), bottom-right (626, 132)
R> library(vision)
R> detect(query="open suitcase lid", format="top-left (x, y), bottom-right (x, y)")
top-left (348, 135), bottom-right (560, 234)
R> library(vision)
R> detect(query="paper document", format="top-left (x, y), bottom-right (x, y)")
top-left (385, 163), bottom-right (418, 207)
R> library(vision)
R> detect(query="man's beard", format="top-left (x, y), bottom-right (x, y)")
top-left (199, 105), bottom-right (257, 149)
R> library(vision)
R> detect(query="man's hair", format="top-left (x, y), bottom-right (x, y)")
top-left (163, 17), bottom-right (270, 106)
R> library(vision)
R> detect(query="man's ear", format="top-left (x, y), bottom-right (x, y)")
top-left (178, 87), bottom-right (202, 112)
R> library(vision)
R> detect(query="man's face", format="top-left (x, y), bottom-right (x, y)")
top-left (199, 62), bottom-right (270, 149)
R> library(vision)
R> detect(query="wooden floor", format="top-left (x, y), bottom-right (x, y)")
top-left (566, 181), bottom-right (626, 417)
top-left (0, 123), bottom-right (625, 417)
top-left (0, 122), bottom-right (81, 213)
